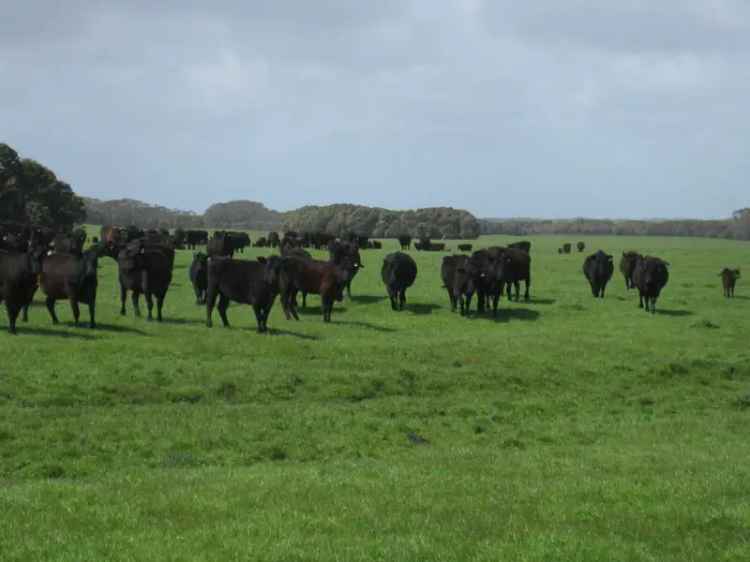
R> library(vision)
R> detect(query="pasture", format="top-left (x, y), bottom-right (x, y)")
top-left (1, 234), bottom-right (749, 561)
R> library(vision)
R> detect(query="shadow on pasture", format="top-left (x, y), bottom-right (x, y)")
top-left (297, 306), bottom-right (348, 316)
top-left (730, 295), bottom-right (749, 300)
top-left (333, 320), bottom-right (396, 333)
top-left (267, 328), bottom-right (319, 341)
top-left (349, 295), bottom-right (388, 304)
top-left (527, 297), bottom-right (556, 305)
top-left (469, 308), bottom-right (541, 323)
top-left (656, 309), bottom-right (693, 317)
top-left (13, 326), bottom-right (98, 340)
top-left (86, 323), bottom-right (148, 335)
top-left (408, 303), bottom-right (441, 315)
top-left (160, 317), bottom-right (206, 326)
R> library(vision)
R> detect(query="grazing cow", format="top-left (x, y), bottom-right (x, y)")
top-left (562, 243), bottom-right (572, 254)
top-left (185, 230), bottom-right (209, 250)
top-left (40, 249), bottom-right (99, 328)
top-left (583, 250), bottom-right (614, 298)
top-left (328, 240), bottom-right (363, 298)
top-left (205, 256), bottom-right (280, 333)
top-left (381, 252), bottom-right (417, 311)
top-left (508, 241), bottom-right (531, 253)
top-left (398, 235), bottom-right (412, 251)
top-left (0, 249), bottom-right (42, 334)
top-left (719, 268), bottom-right (740, 298)
top-left (577, 241), bottom-right (585, 252)
top-left (274, 257), bottom-right (351, 323)
top-left (189, 252), bottom-right (208, 304)
top-left (118, 240), bottom-right (174, 321)
top-left (492, 247), bottom-right (532, 302)
top-left (207, 233), bottom-right (234, 258)
top-left (253, 237), bottom-right (268, 248)
top-left (457, 244), bottom-right (473, 252)
top-left (632, 256), bottom-right (669, 313)
top-left (441, 255), bottom-right (474, 315)
top-left (228, 232), bottom-right (250, 254)
top-left (620, 251), bottom-right (641, 290)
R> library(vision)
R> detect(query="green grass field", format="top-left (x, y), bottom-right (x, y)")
top-left (1, 234), bottom-right (749, 561)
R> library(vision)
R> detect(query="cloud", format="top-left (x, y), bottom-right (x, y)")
top-left (1, 1), bottom-right (748, 218)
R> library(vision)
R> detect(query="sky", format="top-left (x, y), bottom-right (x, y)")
top-left (2, 1), bottom-right (749, 219)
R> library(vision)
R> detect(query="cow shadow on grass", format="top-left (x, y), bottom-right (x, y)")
top-left (730, 295), bottom-right (749, 300)
top-left (13, 326), bottom-right (98, 340)
top-left (297, 306), bottom-right (348, 316)
top-left (160, 317), bottom-right (205, 326)
top-left (89, 323), bottom-right (149, 335)
top-left (656, 309), bottom-right (693, 317)
top-left (349, 295), bottom-right (388, 304)
top-left (333, 320), bottom-right (396, 333)
top-left (408, 303), bottom-right (441, 315)
top-left (527, 297), bottom-right (556, 305)
top-left (267, 328), bottom-right (319, 341)
top-left (469, 308), bottom-right (541, 323)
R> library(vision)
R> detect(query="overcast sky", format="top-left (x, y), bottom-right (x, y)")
top-left (2, 1), bottom-right (748, 218)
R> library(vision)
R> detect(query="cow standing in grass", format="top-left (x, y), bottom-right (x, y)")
top-left (720, 268), bottom-right (740, 298)
top-left (583, 250), bottom-right (614, 298)
top-left (0, 249), bottom-right (42, 334)
top-left (441, 255), bottom-right (474, 315)
top-left (275, 257), bottom-right (351, 323)
top-left (632, 256), bottom-right (669, 313)
top-left (40, 249), bottom-right (99, 328)
top-left (118, 240), bottom-right (174, 321)
top-left (381, 252), bottom-right (417, 311)
top-left (620, 251), bottom-right (642, 290)
top-left (189, 253), bottom-right (208, 304)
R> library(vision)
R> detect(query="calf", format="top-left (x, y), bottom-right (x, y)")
top-left (40, 249), bottom-right (99, 328)
top-left (632, 256), bottom-right (669, 313)
top-left (381, 252), bottom-right (417, 311)
top-left (205, 257), bottom-right (279, 333)
top-left (583, 250), bottom-right (614, 298)
top-left (275, 257), bottom-right (350, 322)
top-left (118, 241), bottom-right (174, 321)
top-left (0, 249), bottom-right (42, 334)
top-left (620, 251), bottom-right (641, 290)
top-left (719, 268), bottom-right (740, 298)
top-left (189, 252), bottom-right (208, 304)
top-left (441, 255), bottom-right (474, 315)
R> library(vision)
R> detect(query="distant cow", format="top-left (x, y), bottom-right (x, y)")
top-left (441, 255), bottom-right (474, 315)
top-left (40, 249), bottom-right (99, 328)
top-left (577, 241), bottom-right (585, 252)
top-left (583, 250), bottom-right (614, 298)
top-left (620, 251), bottom-right (642, 290)
top-left (207, 233), bottom-right (234, 258)
top-left (457, 244), bottom-right (473, 252)
top-left (228, 232), bottom-right (250, 254)
top-left (719, 268), bottom-right (740, 298)
top-left (381, 252), bottom-right (417, 311)
top-left (253, 237), bottom-right (268, 248)
top-left (186, 230), bottom-right (209, 250)
top-left (632, 256), bottom-right (669, 313)
top-left (118, 240), bottom-right (174, 321)
top-left (189, 252), bottom-right (208, 304)
top-left (0, 249), bottom-right (42, 334)
top-left (275, 257), bottom-right (351, 323)
top-left (398, 235), bottom-right (412, 251)
top-left (268, 231), bottom-right (281, 248)
top-left (562, 243), bottom-right (572, 254)
top-left (508, 241), bottom-right (531, 253)
top-left (205, 256), bottom-right (280, 333)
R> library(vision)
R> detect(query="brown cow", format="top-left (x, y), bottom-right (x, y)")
top-left (274, 257), bottom-right (351, 322)
top-left (719, 268), bottom-right (740, 298)
top-left (40, 249), bottom-right (99, 328)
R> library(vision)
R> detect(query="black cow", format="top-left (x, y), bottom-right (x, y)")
top-left (186, 230), bottom-right (209, 250)
top-left (457, 244), bottom-right (473, 252)
top-left (441, 255), bottom-right (474, 315)
top-left (189, 252), bottom-right (208, 304)
top-left (0, 249), bottom-right (42, 334)
top-left (583, 250), bottom-right (614, 298)
top-left (467, 249), bottom-right (503, 316)
top-left (562, 243), bottom-right (572, 254)
top-left (228, 232), bottom-right (250, 254)
top-left (577, 241), bottom-right (585, 253)
top-left (205, 256), bottom-right (280, 333)
top-left (381, 252), bottom-right (417, 311)
top-left (207, 233), bottom-right (234, 258)
top-left (328, 240), bottom-right (363, 298)
top-left (40, 249), bottom-right (99, 328)
top-left (118, 240), bottom-right (174, 321)
top-left (268, 231), bottom-right (281, 248)
top-left (620, 251), bottom-right (642, 290)
top-left (508, 241), bottom-right (531, 253)
top-left (492, 247), bottom-right (531, 302)
top-left (253, 237), bottom-right (268, 248)
top-left (52, 228), bottom-right (87, 255)
top-left (719, 268), bottom-right (740, 298)
top-left (274, 257), bottom-right (351, 323)
top-left (398, 235), bottom-right (412, 251)
top-left (632, 256), bottom-right (669, 313)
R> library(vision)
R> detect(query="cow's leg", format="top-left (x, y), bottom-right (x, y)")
top-left (346, 280), bottom-right (352, 299)
top-left (132, 291), bottom-right (141, 317)
top-left (218, 294), bottom-right (230, 327)
top-left (145, 292), bottom-right (154, 321)
top-left (322, 295), bottom-right (332, 322)
top-left (302, 291), bottom-right (308, 308)
top-left (7, 302), bottom-right (20, 335)
top-left (88, 300), bottom-right (96, 329)
top-left (447, 288), bottom-right (456, 312)
top-left (120, 284), bottom-right (127, 316)
top-left (194, 285), bottom-right (203, 305)
top-left (46, 296), bottom-right (59, 324)
top-left (388, 287), bottom-right (397, 311)
top-left (638, 291), bottom-right (644, 309)
top-left (22, 303), bottom-right (30, 322)
top-left (252, 303), bottom-right (264, 333)
top-left (524, 276), bottom-right (530, 301)
top-left (399, 288), bottom-right (406, 310)
top-left (70, 298), bottom-right (80, 326)
top-left (156, 293), bottom-right (165, 322)
top-left (206, 285), bottom-right (218, 327)
top-left (491, 293), bottom-right (499, 317)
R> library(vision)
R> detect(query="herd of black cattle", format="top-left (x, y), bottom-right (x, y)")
top-left (0, 223), bottom-right (742, 334)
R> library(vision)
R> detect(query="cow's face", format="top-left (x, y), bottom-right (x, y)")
top-left (82, 250), bottom-right (99, 279)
